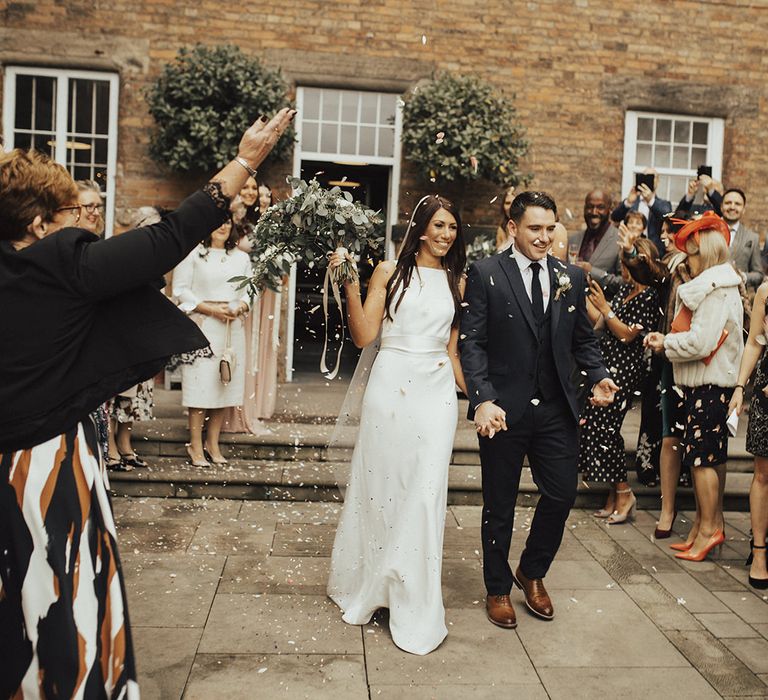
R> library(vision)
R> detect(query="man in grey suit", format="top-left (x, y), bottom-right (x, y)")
top-left (722, 188), bottom-right (763, 291)
top-left (568, 190), bottom-right (622, 296)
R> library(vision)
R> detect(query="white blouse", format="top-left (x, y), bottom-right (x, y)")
top-left (173, 245), bottom-right (252, 313)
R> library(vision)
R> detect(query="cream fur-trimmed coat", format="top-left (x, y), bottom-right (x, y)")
top-left (664, 262), bottom-right (744, 388)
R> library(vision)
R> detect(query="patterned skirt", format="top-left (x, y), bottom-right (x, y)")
top-left (0, 422), bottom-right (139, 699)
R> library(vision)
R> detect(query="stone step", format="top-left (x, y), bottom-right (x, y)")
top-left (132, 416), bottom-right (757, 471)
top-left (108, 457), bottom-right (754, 510)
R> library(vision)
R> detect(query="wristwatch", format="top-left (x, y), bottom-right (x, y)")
top-left (606, 310), bottom-right (616, 320)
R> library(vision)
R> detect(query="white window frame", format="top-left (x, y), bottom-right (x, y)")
top-left (285, 85), bottom-right (403, 381)
top-left (2, 66), bottom-right (119, 236)
top-left (622, 110), bottom-right (725, 205)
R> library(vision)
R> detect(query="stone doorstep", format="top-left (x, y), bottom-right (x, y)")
top-left (107, 458), bottom-right (754, 510)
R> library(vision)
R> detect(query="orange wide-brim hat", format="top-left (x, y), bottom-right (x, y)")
top-left (673, 211), bottom-right (731, 253)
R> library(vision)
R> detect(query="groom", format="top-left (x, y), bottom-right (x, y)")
top-left (459, 191), bottom-right (618, 629)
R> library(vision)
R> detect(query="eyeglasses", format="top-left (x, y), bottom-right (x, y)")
top-left (55, 205), bottom-right (82, 224)
top-left (81, 203), bottom-right (104, 215)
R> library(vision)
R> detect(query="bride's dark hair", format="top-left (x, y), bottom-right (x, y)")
top-left (384, 195), bottom-right (466, 326)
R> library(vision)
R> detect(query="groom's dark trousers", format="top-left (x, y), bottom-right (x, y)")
top-left (459, 251), bottom-right (608, 596)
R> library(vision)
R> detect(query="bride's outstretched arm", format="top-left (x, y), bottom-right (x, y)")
top-left (449, 277), bottom-right (468, 394)
top-left (339, 259), bottom-right (395, 348)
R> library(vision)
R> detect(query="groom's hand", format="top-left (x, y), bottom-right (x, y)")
top-left (475, 401), bottom-right (507, 438)
top-left (590, 378), bottom-right (620, 407)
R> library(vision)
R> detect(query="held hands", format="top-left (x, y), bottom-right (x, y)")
top-left (590, 377), bottom-right (620, 407)
top-left (201, 301), bottom-right (246, 322)
top-left (474, 401), bottom-right (507, 439)
top-left (644, 331), bottom-right (666, 353)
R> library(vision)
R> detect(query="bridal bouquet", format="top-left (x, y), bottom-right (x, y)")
top-left (234, 176), bottom-right (384, 378)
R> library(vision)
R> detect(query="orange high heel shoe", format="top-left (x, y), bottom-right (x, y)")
top-left (674, 529), bottom-right (725, 562)
top-left (670, 541), bottom-right (693, 552)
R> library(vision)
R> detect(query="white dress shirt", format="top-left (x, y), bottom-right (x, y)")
top-left (728, 221), bottom-right (739, 248)
top-left (512, 247), bottom-right (551, 313)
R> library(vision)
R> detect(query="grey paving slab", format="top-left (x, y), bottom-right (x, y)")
top-left (683, 560), bottom-right (751, 592)
top-left (199, 593), bottom-right (362, 655)
top-left (218, 555), bottom-right (330, 595)
top-left (272, 522), bottom-right (337, 557)
top-left (723, 637), bottom-right (768, 673)
top-left (714, 591), bottom-right (768, 623)
top-left (184, 654), bottom-right (368, 700)
top-left (238, 500), bottom-right (343, 524)
top-left (621, 581), bottom-right (704, 632)
top-left (368, 683), bottom-right (548, 699)
top-left (441, 527), bottom-right (482, 560)
top-left (122, 553), bottom-right (225, 627)
top-left (695, 612), bottom-right (761, 638)
top-left (448, 505), bottom-right (481, 528)
top-left (538, 667), bottom-right (721, 699)
top-left (653, 572), bottom-right (731, 613)
top-left (117, 520), bottom-right (198, 554)
top-left (441, 558), bottom-right (484, 609)
top-left (665, 630), bottom-right (768, 697)
top-left (132, 626), bottom-right (201, 700)
top-left (186, 520), bottom-right (275, 556)
top-left (515, 589), bottom-right (688, 668)
top-left (755, 623), bottom-right (768, 640)
top-left (363, 608), bottom-right (540, 686)
top-left (543, 559), bottom-right (616, 589)
top-left (112, 495), bottom-right (241, 522)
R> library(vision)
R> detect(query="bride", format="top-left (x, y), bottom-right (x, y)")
top-left (327, 194), bottom-right (468, 655)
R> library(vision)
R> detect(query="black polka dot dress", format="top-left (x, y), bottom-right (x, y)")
top-left (580, 284), bottom-right (661, 483)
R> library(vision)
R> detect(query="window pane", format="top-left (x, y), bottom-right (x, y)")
top-left (94, 137), bottom-right (108, 164)
top-left (378, 127), bottom-right (395, 157)
top-left (672, 146), bottom-right (689, 169)
top-left (321, 89), bottom-right (340, 122)
top-left (340, 124), bottom-right (357, 154)
top-left (303, 88), bottom-right (321, 121)
top-left (69, 79), bottom-right (94, 134)
top-left (379, 94), bottom-right (397, 125)
top-left (673, 121), bottom-right (690, 145)
top-left (359, 126), bottom-right (376, 156)
top-left (655, 119), bottom-right (672, 142)
top-left (301, 121), bottom-right (319, 152)
top-left (691, 147), bottom-right (707, 167)
top-left (637, 117), bottom-right (653, 141)
top-left (653, 144), bottom-right (671, 168)
top-left (360, 93), bottom-right (378, 124)
top-left (341, 91), bottom-right (358, 122)
top-left (73, 165), bottom-right (91, 181)
top-left (320, 122), bottom-right (338, 153)
top-left (14, 75), bottom-right (34, 130)
top-left (664, 174), bottom-right (689, 204)
top-left (94, 81), bottom-right (110, 135)
top-left (692, 122), bottom-right (709, 145)
top-left (635, 143), bottom-right (652, 167)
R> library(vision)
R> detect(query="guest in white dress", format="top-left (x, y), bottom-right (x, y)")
top-left (173, 217), bottom-right (252, 467)
top-left (327, 194), bottom-right (467, 655)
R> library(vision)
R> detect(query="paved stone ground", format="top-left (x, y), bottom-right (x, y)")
top-left (113, 497), bottom-right (768, 699)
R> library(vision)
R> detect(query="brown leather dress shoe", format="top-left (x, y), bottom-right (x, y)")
top-left (512, 566), bottom-right (554, 620)
top-left (486, 594), bottom-right (517, 629)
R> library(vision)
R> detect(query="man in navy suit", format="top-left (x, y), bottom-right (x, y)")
top-left (610, 169), bottom-right (672, 252)
top-left (459, 191), bottom-right (618, 629)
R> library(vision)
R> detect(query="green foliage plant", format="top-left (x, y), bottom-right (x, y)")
top-left (401, 72), bottom-right (530, 187)
top-left (145, 44), bottom-right (293, 173)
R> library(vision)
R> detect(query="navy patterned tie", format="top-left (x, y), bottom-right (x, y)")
top-left (530, 262), bottom-right (544, 322)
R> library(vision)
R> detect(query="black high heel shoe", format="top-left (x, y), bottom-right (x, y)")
top-left (746, 538), bottom-right (754, 566)
top-left (654, 510), bottom-right (678, 540)
top-left (748, 544), bottom-right (768, 590)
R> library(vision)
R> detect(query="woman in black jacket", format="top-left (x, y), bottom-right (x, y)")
top-left (0, 108), bottom-right (294, 699)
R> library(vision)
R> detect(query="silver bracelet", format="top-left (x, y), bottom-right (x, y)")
top-left (234, 156), bottom-right (257, 179)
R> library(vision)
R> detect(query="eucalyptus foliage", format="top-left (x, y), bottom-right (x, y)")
top-left (145, 44), bottom-right (293, 172)
top-left (401, 72), bottom-right (530, 187)
top-left (232, 177), bottom-right (384, 295)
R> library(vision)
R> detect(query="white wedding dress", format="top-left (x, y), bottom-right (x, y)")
top-left (328, 267), bottom-right (458, 655)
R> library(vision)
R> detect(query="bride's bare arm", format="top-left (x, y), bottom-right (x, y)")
top-left (449, 277), bottom-right (468, 395)
top-left (343, 260), bottom-right (395, 348)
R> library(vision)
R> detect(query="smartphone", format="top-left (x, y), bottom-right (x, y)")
top-left (697, 165), bottom-right (713, 178)
top-left (635, 172), bottom-right (655, 190)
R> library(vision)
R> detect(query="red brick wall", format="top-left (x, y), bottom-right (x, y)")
top-left (2, 0), bottom-right (767, 236)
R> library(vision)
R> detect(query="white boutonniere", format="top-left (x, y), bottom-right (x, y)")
top-left (554, 268), bottom-right (572, 301)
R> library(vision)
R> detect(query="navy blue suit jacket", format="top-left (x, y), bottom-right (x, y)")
top-left (458, 251), bottom-right (610, 426)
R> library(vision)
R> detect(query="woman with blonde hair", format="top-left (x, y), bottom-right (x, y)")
top-left (76, 179), bottom-right (105, 235)
top-left (645, 213), bottom-right (744, 561)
